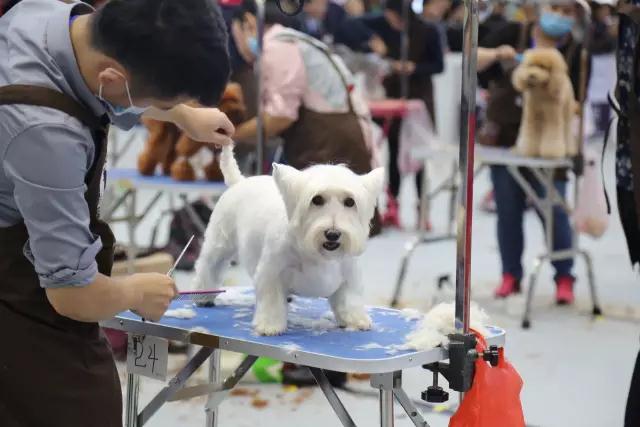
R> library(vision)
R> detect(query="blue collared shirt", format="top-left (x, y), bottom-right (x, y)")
top-left (0, 0), bottom-right (138, 288)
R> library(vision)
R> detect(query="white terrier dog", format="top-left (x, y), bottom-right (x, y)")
top-left (192, 145), bottom-right (385, 335)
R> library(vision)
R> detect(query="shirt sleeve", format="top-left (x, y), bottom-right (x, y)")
top-left (261, 40), bottom-right (307, 121)
top-left (3, 123), bottom-right (102, 288)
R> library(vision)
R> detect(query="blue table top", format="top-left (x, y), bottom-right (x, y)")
top-left (105, 287), bottom-right (505, 373)
top-left (108, 168), bottom-right (226, 193)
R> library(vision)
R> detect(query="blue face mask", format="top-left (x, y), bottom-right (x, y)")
top-left (539, 11), bottom-right (574, 39)
top-left (98, 78), bottom-right (148, 117)
top-left (247, 36), bottom-right (259, 56)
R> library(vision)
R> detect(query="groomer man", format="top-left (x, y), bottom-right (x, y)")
top-left (0, 0), bottom-right (233, 425)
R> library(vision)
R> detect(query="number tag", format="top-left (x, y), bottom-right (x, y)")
top-left (126, 335), bottom-right (168, 381)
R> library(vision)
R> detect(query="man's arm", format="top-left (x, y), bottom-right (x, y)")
top-left (4, 124), bottom-right (176, 322)
top-left (46, 272), bottom-right (176, 322)
top-left (143, 103), bottom-right (234, 146)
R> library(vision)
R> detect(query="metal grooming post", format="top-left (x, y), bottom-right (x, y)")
top-left (254, 0), bottom-right (266, 175)
top-left (455, 0), bottom-right (479, 334)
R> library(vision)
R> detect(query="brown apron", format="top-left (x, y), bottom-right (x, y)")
top-left (0, 85), bottom-right (121, 427)
top-left (277, 34), bottom-right (381, 235)
top-left (277, 34), bottom-right (373, 175)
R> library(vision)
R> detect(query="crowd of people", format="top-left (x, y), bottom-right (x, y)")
top-left (208, 0), bottom-right (619, 305)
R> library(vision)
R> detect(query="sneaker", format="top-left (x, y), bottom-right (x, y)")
top-left (382, 193), bottom-right (401, 228)
top-left (494, 273), bottom-right (521, 298)
top-left (555, 275), bottom-right (575, 305)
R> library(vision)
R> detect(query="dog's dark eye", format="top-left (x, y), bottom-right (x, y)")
top-left (311, 195), bottom-right (325, 206)
top-left (344, 197), bottom-right (355, 208)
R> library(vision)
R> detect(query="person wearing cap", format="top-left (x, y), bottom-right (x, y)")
top-left (335, 0), bottom-right (444, 229)
top-left (0, 0), bottom-right (234, 425)
top-left (479, 0), bottom-right (589, 304)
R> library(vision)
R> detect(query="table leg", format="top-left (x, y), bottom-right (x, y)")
top-left (522, 256), bottom-right (544, 329)
top-left (205, 349), bottom-right (222, 427)
top-left (125, 373), bottom-right (140, 427)
top-left (380, 389), bottom-right (394, 427)
top-left (126, 189), bottom-right (138, 274)
top-left (372, 372), bottom-right (399, 427)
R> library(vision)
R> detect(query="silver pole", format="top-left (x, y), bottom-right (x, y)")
top-left (205, 350), bottom-right (222, 427)
top-left (400, 0), bottom-right (411, 100)
top-left (125, 373), bottom-right (140, 427)
top-left (454, 0), bottom-right (479, 334)
top-left (379, 389), bottom-right (394, 427)
top-left (574, 0), bottom-right (592, 251)
top-left (254, 0), bottom-right (265, 175)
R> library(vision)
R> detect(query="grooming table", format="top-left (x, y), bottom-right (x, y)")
top-left (102, 168), bottom-right (226, 271)
top-left (103, 287), bottom-right (506, 427)
top-left (391, 145), bottom-right (601, 327)
top-left (475, 146), bottom-right (602, 328)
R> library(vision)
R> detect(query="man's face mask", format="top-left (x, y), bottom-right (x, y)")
top-left (98, 77), bottom-right (148, 117)
top-left (247, 36), bottom-right (259, 56)
top-left (539, 11), bottom-right (575, 38)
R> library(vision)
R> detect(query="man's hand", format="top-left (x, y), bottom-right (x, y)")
top-left (368, 35), bottom-right (388, 57)
top-left (392, 60), bottom-right (416, 75)
top-left (172, 105), bottom-right (235, 146)
top-left (126, 273), bottom-right (178, 322)
top-left (495, 45), bottom-right (517, 61)
top-left (146, 104), bottom-right (235, 147)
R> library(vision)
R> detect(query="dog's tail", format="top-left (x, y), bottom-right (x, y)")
top-left (219, 144), bottom-right (245, 187)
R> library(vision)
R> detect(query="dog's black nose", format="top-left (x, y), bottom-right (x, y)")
top-left (324, 230), bottom-right (341, 242)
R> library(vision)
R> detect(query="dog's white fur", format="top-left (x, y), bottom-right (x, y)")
top-left (192, 146), bottom-right (385, 335)
top-left (405, 302), bottom-right (490, 350)
top-left (512, 47), bottom-right (577, 159)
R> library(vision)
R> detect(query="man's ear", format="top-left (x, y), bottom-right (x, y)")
top-left (272, 163), bottom-right (304, 219)
top-left (96, 63), bottom-right (129, 102)
top-left (361, 167), bottom-right (385, 199)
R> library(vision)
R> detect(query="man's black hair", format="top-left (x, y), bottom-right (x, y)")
top-left (91, 0), bottom-right (230, 106)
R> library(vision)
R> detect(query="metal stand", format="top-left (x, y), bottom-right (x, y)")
top-left (391, 159), bottom-right (477, 307)
top-left (371, 372), bottom-right (432, 427)
top-left (513, 166), bottom-right (602, 328)
top-left (309, 368), bottom-right (357, 427)
top-left (205, 350), bottom-right (221, 427)
top-left (126, 373), bottom-right (140, 427)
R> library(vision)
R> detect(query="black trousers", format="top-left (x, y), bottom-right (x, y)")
top-left (385, 118), bottom-right (424, 199)
top-left (626, 346), bottom-right (640, 426)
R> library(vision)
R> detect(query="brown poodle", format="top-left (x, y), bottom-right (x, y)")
top-left (138, 83), bottom-right (246, 181)
top-left (512, 48), bottom-right (577, 159)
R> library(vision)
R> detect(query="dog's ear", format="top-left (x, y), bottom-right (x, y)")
top-left (272, 163), bottom-right (304, 218)
top-left (361, 167), bottom-right (385, 199)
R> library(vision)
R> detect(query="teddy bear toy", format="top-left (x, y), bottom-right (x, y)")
top-left (137, 83), bottom-right (246, 181)
top-left (511, 48), bottom-right (578, 159)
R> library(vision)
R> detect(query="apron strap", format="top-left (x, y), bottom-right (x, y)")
top-left (0, 85), bottom-right (104, 130)
top-left (273, 32), bottom-right (356, 112)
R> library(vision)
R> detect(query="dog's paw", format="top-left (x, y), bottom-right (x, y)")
top-left (336, 309), bottom-right (372, 331)
top-left (253, 320), bottom-right (287, 336)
